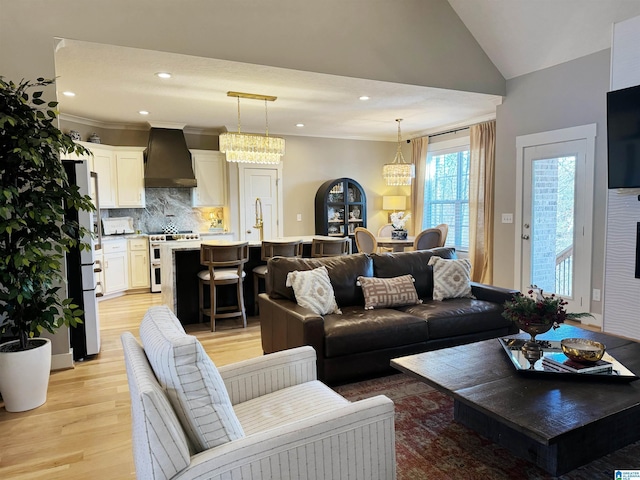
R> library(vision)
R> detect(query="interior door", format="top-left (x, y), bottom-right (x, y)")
top-left (241, 167), bottom-right (279, 241)
top-left (520, 139), bottom-right (588, 311)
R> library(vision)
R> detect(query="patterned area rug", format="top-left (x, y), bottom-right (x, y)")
top-left (335, 374), bottom-right (640, 480)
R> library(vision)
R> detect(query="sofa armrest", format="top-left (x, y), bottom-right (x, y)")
top-left (218, 346), bottom-right (317, 405)
top-left (470, 282), bottom-right (519, 304)
top-left (174, 395), bottom-right (396, 480)
top-left (258, 293), bottom-right (328, 379)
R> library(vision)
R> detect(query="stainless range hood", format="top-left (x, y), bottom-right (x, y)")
top-left (144, 128), bottom-right (197, 188)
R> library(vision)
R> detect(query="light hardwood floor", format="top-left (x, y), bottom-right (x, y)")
top-left (0, 293), bottom-right (263, 480)
top-left (0, 293), bottom-right (599, 479)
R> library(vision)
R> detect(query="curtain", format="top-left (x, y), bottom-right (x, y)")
top-left (410, 136), bottom-right (429, 235)
top-left (469, 120), bottom-right (496, 283)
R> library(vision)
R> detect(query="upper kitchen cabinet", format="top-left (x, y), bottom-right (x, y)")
top-left (73, 142), bottom-right (145, 208)
top-left (115, 148), bottom-right (146, 208)
top-left (191, 150), bottom-right (227, 207)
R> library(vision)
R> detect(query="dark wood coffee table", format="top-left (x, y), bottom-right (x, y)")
top-left (390, 325), bottom-right (640, 476)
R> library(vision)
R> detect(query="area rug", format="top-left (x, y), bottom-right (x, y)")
top-left (335, 374), bottom-right (640, 480)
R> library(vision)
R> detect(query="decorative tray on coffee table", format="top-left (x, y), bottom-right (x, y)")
top-left (498, 337), bottom-right (638, 382)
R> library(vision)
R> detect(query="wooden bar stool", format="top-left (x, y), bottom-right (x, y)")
top-left (252, 239), bottom-right (303, 315)
top-left (198, 241), bottom-right (249, 331)
top-left (311, 237), bottom-right (350, 257)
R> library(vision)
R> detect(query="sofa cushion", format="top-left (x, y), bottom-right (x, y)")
top-left (286, 266), bottom-right (341, 315)
top-left (234, 380), bottom-right (349, 435)
top-left (121, 332), bottom-right (190, 480)
top-left (372, 248), bottom-right (457, 299)
top-left (357, 274), bottom-right (421, 310)
top-left (139, 305), bottom-right (245, 453)
top-left (324, 306), bottom-right (429, 357)
top-left (268, 254), bottom-right (374, 307)
top-left (398, 298), bottom-right (511, 339)
top-left (428, 256), bottom-right (473, 301)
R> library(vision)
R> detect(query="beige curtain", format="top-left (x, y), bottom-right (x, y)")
top-left (410, 136), bottom-right (429, 235)
top-left (469, 120), bottom-right (496, 283)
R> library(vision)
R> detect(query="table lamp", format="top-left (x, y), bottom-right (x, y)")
top-left (382, 195), bottom-right (407, 221)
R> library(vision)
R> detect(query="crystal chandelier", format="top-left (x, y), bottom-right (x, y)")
top-left (219, 91), bottom-right (285, 164)
top-left (382, 118), bottom-right (415, 186)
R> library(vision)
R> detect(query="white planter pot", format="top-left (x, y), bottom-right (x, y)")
top-left (0, 338), bottom-right (52, 412)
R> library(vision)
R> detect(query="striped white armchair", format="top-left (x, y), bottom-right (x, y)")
top-left (122, 306), bottom-right (396, 480)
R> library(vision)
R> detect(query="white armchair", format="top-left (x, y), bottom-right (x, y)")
top-left (122, 306), bottom-right (396, 480)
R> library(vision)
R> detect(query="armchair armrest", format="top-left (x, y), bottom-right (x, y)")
top-left (470, 282), bottom-right (519, 304)
top-left (174, 395), bottom-right (396, 480)
top-left (218, 346), bottom-right (317, 404)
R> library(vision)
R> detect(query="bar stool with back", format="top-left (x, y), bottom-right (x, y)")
top-left (311, 237), bottom-right (351, 257)
top-left (252, 239), bottom-right (303, 315)
top-left (198, 241), bottom-right (249, 331)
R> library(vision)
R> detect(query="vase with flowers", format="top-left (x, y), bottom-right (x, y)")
top-left (390, 211), bottom-right (411, 240)
top-left (502, 286), bottom-right (592, 364)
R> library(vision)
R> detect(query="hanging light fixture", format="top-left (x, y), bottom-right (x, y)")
top-left (382, 118), bottom-right (415, 186)
top-left (219, 91), bottom-right (285, 164)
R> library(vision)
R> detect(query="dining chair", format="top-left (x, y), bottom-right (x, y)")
top-left (377, 223), bottom-right (395, 252)
top-left (252, 239), bottom-right (303, 315)
top-left (435, 223), bottom-right (449, 247)
top-left (311, 237), bottom-right (350, 257)
top-left (198, 241), bottom-right (249, 331)
top-left (413, 228), bottom-right (442, 250)
top-left (354, 227), bottom-right (377, 254)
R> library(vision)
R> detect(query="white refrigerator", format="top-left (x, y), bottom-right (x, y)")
top-left (63, 159), bottom-right (101, 360)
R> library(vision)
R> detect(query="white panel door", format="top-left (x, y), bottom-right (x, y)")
top-left (242, 168), bottom-right (279, 241)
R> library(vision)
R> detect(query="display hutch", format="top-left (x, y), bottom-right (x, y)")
top-left (315, 178), bottom-right (366, 251)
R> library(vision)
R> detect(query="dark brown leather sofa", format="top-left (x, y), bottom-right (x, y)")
top-left (259, 248), bottom-right (519, 385)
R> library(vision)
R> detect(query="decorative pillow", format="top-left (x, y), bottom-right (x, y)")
top-left (357, 275), bottom-right (422, 310)
top-left (286, 266), bottom-right (341, 315)
top-left (139, 306), bottom-right (245, 453)
top-left (428, 256), bottom-right (473, 301)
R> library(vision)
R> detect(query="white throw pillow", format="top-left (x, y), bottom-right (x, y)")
top-left (428, 256), bottom-right (473, 301)
top-left (139, 306), bottom-right (244, 453)
top-left (286, 266), bottom-right (342, 315)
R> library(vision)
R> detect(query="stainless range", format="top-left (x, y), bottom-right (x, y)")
top-left (149, 232), bottom-right (200, 292)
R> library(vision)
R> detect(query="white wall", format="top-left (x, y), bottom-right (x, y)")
top-left (603, 15), bottom-right (640, 339)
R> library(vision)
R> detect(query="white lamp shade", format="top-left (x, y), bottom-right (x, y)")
top-left (382, 195), bottom-right (407, 211)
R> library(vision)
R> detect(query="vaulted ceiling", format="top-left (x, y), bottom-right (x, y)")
top-left (55, 1), bottom-right (640, 142)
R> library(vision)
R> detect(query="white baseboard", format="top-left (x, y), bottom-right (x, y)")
top-left (582, 312), bottom-right (603, 329)
top-left (51, 351), bottom-right (74, 371)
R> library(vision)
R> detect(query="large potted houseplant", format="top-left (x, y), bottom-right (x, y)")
top-left (0, 77), bottom-right (94, 412)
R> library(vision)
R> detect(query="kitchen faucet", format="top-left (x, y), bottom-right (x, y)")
top-left (254, 197), bottom-right (264, 241)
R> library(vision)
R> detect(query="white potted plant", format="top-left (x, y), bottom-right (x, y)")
top-left (390, 211), bottom-right (411, 240)
top-left (0, 77), bottom-right (94, 412)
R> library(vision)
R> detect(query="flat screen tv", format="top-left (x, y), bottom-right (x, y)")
top-left (607, 83), bottom-right (640, 189)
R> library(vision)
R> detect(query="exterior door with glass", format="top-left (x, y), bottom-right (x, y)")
top-left (516, 125), bottom-right (595, 315)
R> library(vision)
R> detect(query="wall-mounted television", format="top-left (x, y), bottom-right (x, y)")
top-left (607, 83), bottom-right (640, 189)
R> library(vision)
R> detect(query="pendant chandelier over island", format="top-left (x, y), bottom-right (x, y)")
top-left (219, 91), bottom-right (285, 164)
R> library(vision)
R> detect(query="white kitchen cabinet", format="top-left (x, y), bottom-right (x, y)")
top-left (191, 150), bottom-right (227, 207)
top-left (102, 239), bottom-right (128, 295)
top-left (128, 237), bottom-right (150, 289)
top-left (89, 146), bottom-right (118, 208)
top-left (116, 149), bottom-right (146, 208)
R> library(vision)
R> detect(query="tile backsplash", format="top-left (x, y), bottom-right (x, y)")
top-left (103, 188), bottom-right (224, 234)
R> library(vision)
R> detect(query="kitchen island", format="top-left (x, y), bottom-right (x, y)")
top-left (160, 236), bottom-right (342, 324)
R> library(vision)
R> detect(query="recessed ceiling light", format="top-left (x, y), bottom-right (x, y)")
top-left (296, 123), bottom-right (305, 128)
top-left (138, 110), bottom-right (150, 115)
top-left (62, 91), bottom-right (76, 97)
top-left (155, 72), bottom-right (172, 79)
top-left (359, 96), bottom-right (370, 101)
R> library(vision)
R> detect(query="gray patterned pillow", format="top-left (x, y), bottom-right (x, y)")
top-left (357, 275), bottom-right (422, 310)
top-left (286, 266), bottom-right (342, 315)
top-left (428, 256), bottom-right (473, 301)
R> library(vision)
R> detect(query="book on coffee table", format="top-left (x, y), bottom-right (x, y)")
top-left (542, 352), bottom-right (613, 374)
